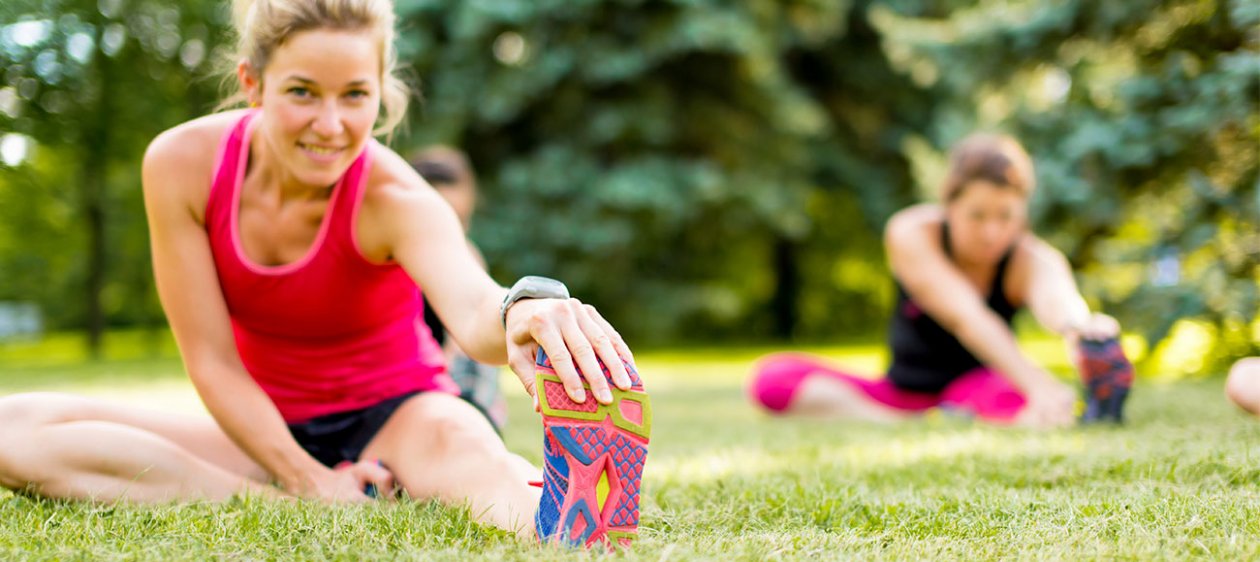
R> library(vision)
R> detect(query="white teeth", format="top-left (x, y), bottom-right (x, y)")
top-left (302, 144), bottom-right (337, 156)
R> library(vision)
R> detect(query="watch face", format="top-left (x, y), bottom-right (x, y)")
top-left (502, 276), bottom-right (570, 327)
top-left (521, 276), bottom-right (569, 300)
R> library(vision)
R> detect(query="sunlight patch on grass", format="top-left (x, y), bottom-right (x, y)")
top-left (72, 380), bottom-right (206, 415)
top-left (648, 427), bottom-right (1086, 486)
top-left (0, 329), bottom-right (179, 366)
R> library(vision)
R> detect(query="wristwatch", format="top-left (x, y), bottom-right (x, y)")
top-left (500, 276), bottom-right (570, 328)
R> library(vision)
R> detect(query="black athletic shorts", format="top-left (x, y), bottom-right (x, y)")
top-left (286, 391), bottom-right (421, 468)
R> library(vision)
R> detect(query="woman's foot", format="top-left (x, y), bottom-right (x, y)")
top-left (1077, 338), bottom-right (1134, 423)
top-left (1226, 357), bottom-right (1260, 415)
top-left (533, 349), bottom-right (651, 549)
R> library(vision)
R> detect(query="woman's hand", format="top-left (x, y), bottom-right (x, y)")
top-left (288, 460), bottom-right (394, 503)
top-left (1065, 313), bottom-right (1121, 342)
top-left (1064, 312), bottom-right (1122, 369)
top-left (1015, 378), bottom-right (1077, 429)
top-left (504, 298), bottom-right (636, 409)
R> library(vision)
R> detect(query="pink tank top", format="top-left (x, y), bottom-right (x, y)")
top-left (205, 110), bottom-right (457, 422)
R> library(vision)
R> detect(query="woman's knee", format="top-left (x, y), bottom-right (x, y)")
top-left (0, 393), bottom-right (80, 489)
top-left (752, 353), bottom-right (821, 377)
top-left (748, 353), bottom-right (826, 412)
top-left (0, 392), bottom-right (80, 431)
top-left (1226, 358), bottom-right (1260, 415)
top-left (427, 402), bottom-right (504, 461)
top-left (375, 394), bottom-right (503, 460)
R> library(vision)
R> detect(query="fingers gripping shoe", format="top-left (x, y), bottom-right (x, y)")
top-left (533, 349), bottom-right (651, 549)
top-left (1078, 337), bottom-right (1135, 423)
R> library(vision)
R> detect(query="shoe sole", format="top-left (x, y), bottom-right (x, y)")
top-left (536, 350), bottom-right (651, 549)
top-left (1079, 338), bottom-right (1134, 423)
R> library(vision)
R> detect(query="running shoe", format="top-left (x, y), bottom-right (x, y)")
top-left (534, 348), bottom-right (651, 549)
top-left (1078, 337), bottom-right (1134, 423)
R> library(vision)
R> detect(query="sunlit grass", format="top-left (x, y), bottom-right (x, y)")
top-left (0, 332), bottom-right (1257, 559)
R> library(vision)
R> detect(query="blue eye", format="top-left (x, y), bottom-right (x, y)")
top-left (287, 86), bottom-right (311, 97)
top-left (346, 89), bottom-right (369, 99)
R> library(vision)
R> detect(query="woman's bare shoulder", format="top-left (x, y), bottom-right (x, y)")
top-left (354, 142), bottom-right (461, 261)
top-left (885, 203), bottom-right (944, 247)
top-left (1008, 233), bottom-right (1069, 274)
top-left (361, 141), bottom-right (442, 206)
top-left (142, 110), bottom-right (248, 220)
top-left (145, 111), bottom-right (245, 169)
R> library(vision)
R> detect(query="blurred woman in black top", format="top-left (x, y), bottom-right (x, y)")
top-left (749, 133), bottom-right (1133, 428)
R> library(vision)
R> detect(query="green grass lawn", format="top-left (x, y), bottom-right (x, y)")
top-left (0, 337), bottom-right (1257, 560)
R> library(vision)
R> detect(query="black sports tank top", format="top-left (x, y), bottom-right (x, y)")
top-left (886, 222), bottom-right (1020, 392)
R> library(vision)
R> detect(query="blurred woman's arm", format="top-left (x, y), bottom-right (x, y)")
top-left (1020, 238), bottom-right (1120, 342)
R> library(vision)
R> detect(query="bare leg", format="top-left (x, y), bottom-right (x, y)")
top-left (0, 392), bottom-right (274, 502)
top-left (360, 393), bottom-right (541, 539)
top-left (1226, 358), bottom-right (1260, 415)
top-left (749, 353), bottom-right (923, 421)
top-left (790, 374), bottom-right (916, 421)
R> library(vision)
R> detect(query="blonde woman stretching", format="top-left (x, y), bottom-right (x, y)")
top-left (0, 0), bottom-right (651, 549)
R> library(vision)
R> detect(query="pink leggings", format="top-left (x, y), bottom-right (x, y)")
top-left (748, 352), bottom-right (1027, 422)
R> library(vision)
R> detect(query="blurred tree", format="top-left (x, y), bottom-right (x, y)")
top-left (0, 0), bottom-right (230, 355)
top-left (395, 0), bottom-right (934, 344)
top-left (871, 0), bottom-right (1260, 370)
top-left (0, 0), bottom-right (1252, 368)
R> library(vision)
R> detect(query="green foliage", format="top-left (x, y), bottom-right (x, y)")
top-left (0, 0), bottom-right (231, 342)
top-left (395, 0), bottom-right (932, 343)
top-left (396, 0), bottom-right (1256, 358)
top-left (0, 0), bottom-right (1253, 364)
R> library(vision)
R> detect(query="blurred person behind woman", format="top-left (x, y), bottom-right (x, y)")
top-left (410, 145), bottom-right (507, 431)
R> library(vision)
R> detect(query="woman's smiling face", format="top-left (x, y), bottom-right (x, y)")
top-left (248, 27), bottom-right (382, 188)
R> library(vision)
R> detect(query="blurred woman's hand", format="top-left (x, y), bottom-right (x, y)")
top-left (1067, 313), bottom-right (1121, 342)
top-left (1015, 378), bottom-right (1077, 429)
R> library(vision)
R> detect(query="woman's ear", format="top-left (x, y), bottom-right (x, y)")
top-left (237, 58), bottom-right (262, 107)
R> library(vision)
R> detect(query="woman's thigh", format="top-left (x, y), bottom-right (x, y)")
top-left (749, 352), bottom-right (938, 418)
top-left (0, 392), bottom-right (268, 482)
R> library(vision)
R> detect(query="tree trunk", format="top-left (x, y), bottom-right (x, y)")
top-left (82, 168), bottom-right (105, 357)
top-left (80, 13), bottom-right (115, 359)
top-left (770, 236), bottom-right (799, 340)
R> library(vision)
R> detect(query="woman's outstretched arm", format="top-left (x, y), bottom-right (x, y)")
top-left (1020, 238), bottom-right (1121, 342)
top-left (360, 148), bottom-right (637, 408)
